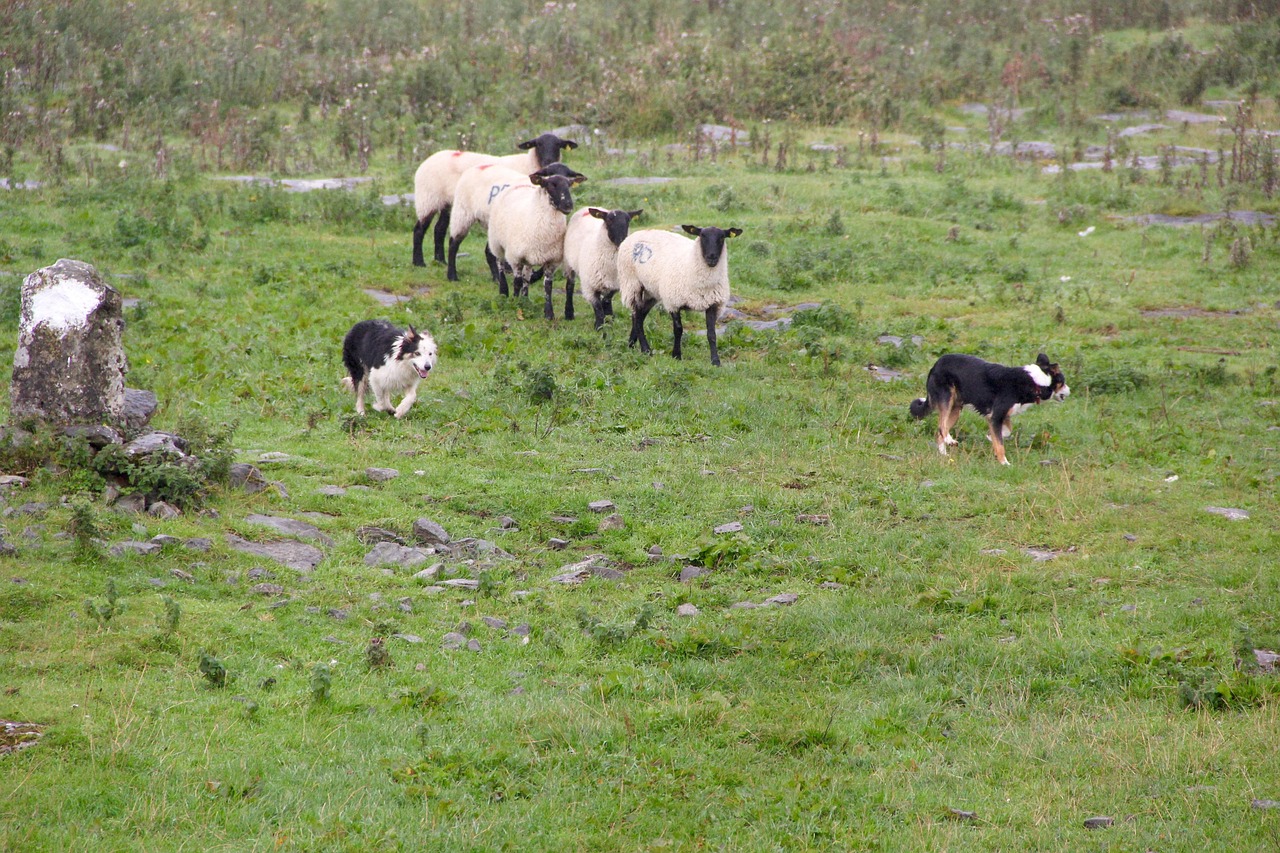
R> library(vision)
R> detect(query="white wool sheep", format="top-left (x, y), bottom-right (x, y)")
top-left (411, 132), bottom-right (577, 267)
top-left (487, 172), bottom-right (584, 319)
top-left (446, 162), bottom-right (585, 282)
top-left (562, 206), bottom-right (643, 329)
top-left (617, 224), bottom-right (743, 366)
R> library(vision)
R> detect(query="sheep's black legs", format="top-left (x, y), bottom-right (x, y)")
top-left (603, 296), bottom-right (614, 318)
top-left (591, 299), bottom-right (607, 330)
top-left (564, 276), bottom-right (574, 321)
top-left (628, 299), bottom-right (655, 354)
top-left (671, 310), bottom-right (684, 360)
top-left (484, 246), bottom-right (501, 285)
top-left (412, 214), bottom-right (434, 267)
top-left (543, 271), bottom-right (556, 320)
top-left (706, 306), bottom-right (720, 366)
top-left (446, 234), bottom-right (463, 281)
top-left (496, 264), bottom-right (510, 297)
top-left (431, 206), bottom-right (451, 263)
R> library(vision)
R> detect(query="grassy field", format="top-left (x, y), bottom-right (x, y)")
top-left (3, 10), bottom-right (1280, 846)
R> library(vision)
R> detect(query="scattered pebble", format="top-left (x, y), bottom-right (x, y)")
top-left (588, 500), bottom-right (615, 513)
top-left (677, 603), bottom-right (699, 617)
top-left (1205, 506), bottom-right (1249, 521)
top-left (365, 467), bottom-right (400, 482)
top-left (714, 521), bottom-right (744, 534)
top-left (1083, 816), bottom-right (1113, 829)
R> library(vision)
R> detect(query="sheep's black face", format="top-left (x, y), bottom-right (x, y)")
top-left (682, 225), bottom-right (744, 268)
top-left (603, 209), bottom-right (637, 247)
top-left (518, 132), bottom-right (579, 168)
top-left (538, 175), bottom-right (575, 214)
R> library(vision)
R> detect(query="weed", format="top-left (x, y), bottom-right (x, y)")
top-left (310, 663), bottom-right (332, 702)
top-left (84, 578), bottom-right (124, 628)
top-left (158, 595), bottom-right (180, 635)
top-left (199, 653), bottom-right (227, 688)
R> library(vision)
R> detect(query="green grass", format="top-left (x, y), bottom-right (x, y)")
top-left (3, 114), bottom-right (1280, 850)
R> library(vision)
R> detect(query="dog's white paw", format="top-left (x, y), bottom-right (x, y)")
top-left (943, 434), bottom-right (958, 446)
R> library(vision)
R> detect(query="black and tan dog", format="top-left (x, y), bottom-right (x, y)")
top-left (909, 353), bottom-right (1070, 464)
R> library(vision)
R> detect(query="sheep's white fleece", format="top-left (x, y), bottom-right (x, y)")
top-left (563, 208), bottom-right (622, 304)
top-left (618, 229), bottom-right (730, 314)
top-left (413, 150), bottom-right (541, 222)
top-left (487, 183), bottom-right (569, 272)
top-left (448, 164), bottom-right (532, 240)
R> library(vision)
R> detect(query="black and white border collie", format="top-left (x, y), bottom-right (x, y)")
top-left (909, 353), bottom-right (1070, 465)
top-left (341, 320), bottom-right (437, 418)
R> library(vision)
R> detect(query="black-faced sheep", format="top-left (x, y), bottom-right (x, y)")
top-left (411, 132), bottom-right (577, 268)
top-left (562, 207), bottom-right (643, 329)
top-left (487, 172), bottom-right (584, 319)
top-left (617, 225), bottom-right (743, 366)
top-left (446, 162), bottom-right (585, 283)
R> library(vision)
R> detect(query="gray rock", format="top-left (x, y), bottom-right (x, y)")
top-left (364, 541), bottom-right (433, 568)
top-left (412, 518), bottom-right (451, 546)
top-left (1082, 816), bottom-right (1114, 829)
top-left (251, 583), bottom-right (285, 596)
top-left (109, 540), bottom-right (161, 557)
top-left (765, 593), bottom-right (799, 607)
top-left (124, 432), bottom-right (188, 459)
top-left (149, 534), bottom-right (180, 548)
top-left (441, 578), bottom-right (480, 590)
top-left (1251, 799), bottom-right (1280, 809)
top-left (228, 463), bottom-right (269, 494)
top-left (245, 514), bottom-right (334, 546)
top-left (482, 616), bottom-right (508, 631)
top-left (588, 500), bottom-right (615, 513)
top-left (413, 563), bottom-right (443, 581)
top-left (513, 623), bottom-right (531, 637)
top-left (714, 521), bottom-right (743, 534)
top-left (11, 259), bottom-right (127, 426)
top-left (225, 534), bottom-right (324, 572)
top-left (677, 603), bottom-right (699, 617)
top-left (498, 516), bottom-right (518, 529)
top-left (365, 467), bottom-right (399, 482)
top-left (398, 597), bottom-right (413, 614)
top-left (680, 566), bottom-right (710, 583)
top-left (550, 515), bottom-right (578, 524)
top-left (316, 485), bottom-right (346, 497)
top-left (551, 555), bottom-right (623, 584)
top-left (62, 424), bottom-right (122, 448)
top-left (184, 537), bottom-right (212, 552)
top-left (121, 388), bottom-right (158, 431)
top-left (467, 639), bottom-right (482, 652)
top-left (327, 608), bottom-right (349, 620)
top-left (0, 475), bottom-right (29, 489)
top-left (247, 567), bottom-right (274, 581)
top-left (599, 514), bottom-right (625, 531)
top-left (441, 631), bottom-right (467, 650)
top-left (148, 501), bottom-right (180, 519)
top-left (548, 537), bottom-right (570, 550)
top-left (1205, 506), bottom-right (1249, 521)
top-left (170, 568), bottom-right (195, 583)
top-left (393, 633), bottom-right (423, 644)
top-left (356, 526), bottom-right (404, 545)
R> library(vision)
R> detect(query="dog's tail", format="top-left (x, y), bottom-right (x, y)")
top-left (909, 397), bottom-right (931, 419)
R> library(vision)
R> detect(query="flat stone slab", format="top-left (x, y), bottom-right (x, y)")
top-left (245, 514), bottom-right (334, 546)
top-left (225, 534), bottom-right (324, 572)
top-left (1205, 506), bottom-right (1249, 521)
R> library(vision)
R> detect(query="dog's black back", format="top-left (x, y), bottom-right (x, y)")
top-left (343, 319), bottom-right (410, 383)
top-left (915, 353), bottom-right (1062, 417)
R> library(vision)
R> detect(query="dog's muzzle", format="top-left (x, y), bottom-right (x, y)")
top-left (1052, 385), bottom-right (1070, 401)
top-left (417, 365), bottom-right (432, 378)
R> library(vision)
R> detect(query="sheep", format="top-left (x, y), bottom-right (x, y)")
top-left (446, 162), bottom-right (586, 283)
top-left (411, 132), bottom-right (577, 268)
top-left (617, 224), bottom-right (743, 366)
top-left (486, 172), bottom-right (584, 319)
top-left (562, 207), bottom-right (643, 329)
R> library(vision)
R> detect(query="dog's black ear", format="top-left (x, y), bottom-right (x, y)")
top-left (405, 325), bottom-right (418, 341)
top-left (1036, 352), bottom-right (1051, 369)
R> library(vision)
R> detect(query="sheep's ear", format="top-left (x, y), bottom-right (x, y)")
top-left (569, 174), bottom-right (587, 186)
top-left (629, 209), bottom-right (644, 219)
top-left (516, 139), bottom-right (536, 150)
top-left (588, 208), bottom-right (607, 219)
top-left (681, 225), bottom-right (701, 236)
top-left (561, 139), bottom-right (579, 149)
top-left (726, 228), bottom-right (743, 238)
top-left (530, 173), bottom-right (547, 186)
